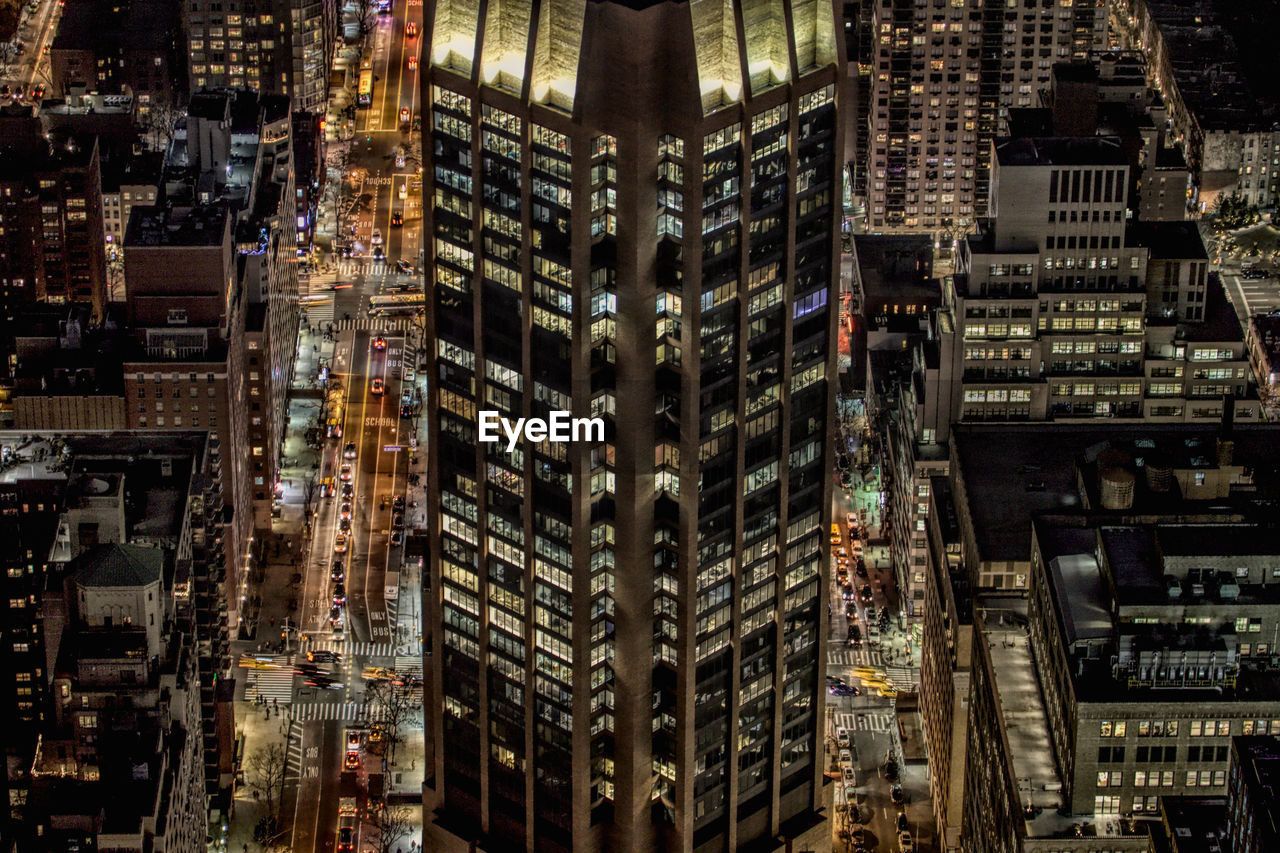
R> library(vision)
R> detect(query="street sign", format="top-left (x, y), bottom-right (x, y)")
top-left (383, 444), bottom-right (403, 451)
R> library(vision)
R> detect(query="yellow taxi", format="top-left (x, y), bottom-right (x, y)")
top-left (829, 523), bottom-right (842, 546)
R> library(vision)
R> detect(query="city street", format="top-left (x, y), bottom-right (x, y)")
top-left (225, 4), bottom-right (427, 852)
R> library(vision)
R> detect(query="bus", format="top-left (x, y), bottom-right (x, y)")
top-left (357, 69), bottom-right (373, 109)
top-left (377, 0), bottom-right (391, 12)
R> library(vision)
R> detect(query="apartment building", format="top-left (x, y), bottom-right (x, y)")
top-left (915, 422), bottom-right (1280, 851)
top-left (0, 432), bottom-right (229, 844)
top-left (0, 123), bottom-right (108, 325)
top-left (946, 136), bottom-right (1258, 425)
top-left (856, 0), bottom-right (1106, 234)
top-left (1115, 0), bottom-right (1280, 212)
top-left (183, 0), bottom-right (337, 111)
top-left (48, 0), bottom-right (186, 109)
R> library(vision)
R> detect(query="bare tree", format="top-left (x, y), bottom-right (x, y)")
top-left (368, 804), bottom-right (415, 853)
top-left (139, 102), bottom-right (185, 154)
top-left (365, 679), bottom-right (419, 763)
top-left (246, 740), bottom-right (290, 821)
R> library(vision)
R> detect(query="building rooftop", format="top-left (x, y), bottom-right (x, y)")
top-left (1045, 550), bottom-right (1112, 645)
top-left (994, 136), bottom-right (1129, 167)
top-left (1127, 221), bottom-right (1207, 260)
top-left (70, 543), bottom-right (163, 588)
top-left (1158, 797), bottom-right (1228, 853)
top-left (952, 423), bottom-right (1280, 564)
top-left (125, 203), bottom-right (230, 247)
top-left (1181, 274), bottom-right (1244, 342)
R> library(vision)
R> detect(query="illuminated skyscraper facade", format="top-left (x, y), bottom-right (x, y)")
top-left (423, 0), bottom-right (844, 849)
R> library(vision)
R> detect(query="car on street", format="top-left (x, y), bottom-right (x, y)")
top-left (337, 826), bottom-right (355, 852)
top-left (856, 559), bottom-right (868, 577)
top-left (343, 442), bottom-right (357, 459)
top-left (308, 649), bottom-right (341, 664)
top-left (890, 784), bottom-right (904, 805)
top-left (885, 755), bottom-right (900, 780)
top-left (362, 666), bottom-right (396, 681)
top-left (338, 517), bottom-right (352, 533)
top-left (371, 228), bottom-right (383, 245)
top-left (839, 749), bottom-right (852, 765)
top-left (341, 482), bottom-right (354, 498)
top-left (305, 676), bottom-right (343, 689)
top-left (867, 624), bottom-right (881, 645)
top-left (407, 55), bottom-right (417, 70)
top-left (395, 259), bottom-right (413, 274)
top-left (391, 210), bottom-right (403, 226)
top-left (859, 584), bottom-right (873, 603)
top-left (372, 335), bottom-right (387, 350)
top-left (899, 831), bottom-right (914, 853)
top-left (393, 495), bottom-right (405, 511)
top-left (392, 512), bottom-right (404, 529)
top-left (897, 813), bottom-right (910, 833)
top-left (412, 116), bottom-right (421, 132)
top-left (296, 662), bottom-right (326, 677)
top-left (842, 766), bottom-right (856, 785)
top-left (340, 463), bottom-right (353, 482)
top-left (846, 511), bottom-right (857, 529)
top-left (390, 529), bottom-right (404, 545)
top-left (405, 20), bottom-right (418, 36)
top-left (340, 502), bottom-right (353, 520)
top-left (398, 182), bottom-right (408, 199)
top-left (399, 107), bottom-right (410, 126)
top-left (836, 727), bottom-right (850, 748)
top-left (373, 245), bottom-right (384, 259)
top-left (829, 683), bottom-right (858, 696)
top-left (344, 751), bottom-right (360, 770)
top-left (330, 561), bottom-right (345, 582)
top-left (830, 523), bottom-right (842, 546)
top-left (332, 583), bottom-right (346, 604)
top-left (333, 532), bottom-right (348, 553)
top-left (370, 378), bottom-right (384, 395)
top-left (847, 624), bottom-right (863, 645)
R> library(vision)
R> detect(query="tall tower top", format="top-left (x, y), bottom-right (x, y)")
top-left (430, 0), bottom-right (838, 114)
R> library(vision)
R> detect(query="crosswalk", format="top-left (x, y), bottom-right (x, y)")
top-left (332, 316), bottom-right (418, 332)
top-left (285, 720), bottom-right (305, 777)
top-left (335, 257), bottom-right (392, 278)
top-left (827, 648), bottom-right (886, 669)
top-left (833, 711), bottom-right (896, 733)
top-left (395, 655), bottom-right (423, 682)
top-left (302, 640), bottom-right (398, 659)
top-left (290, 701), bottom-right (392, 723)
top-left (245, 656), bottom-right (296, 704)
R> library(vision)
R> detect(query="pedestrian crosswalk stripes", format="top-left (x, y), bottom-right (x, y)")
top-left (333, 316), bottom-right (417, 332)
top-left (335, 258), bottom-right (390, 277)
top-left (290, 701), bottom-right (391, 723)
top-left (245, 656), bottom-right (295, 704)
top-left (394, 655), bottom-right (423, 679)
top-left (286, 721), bottom-right (305, 776)
top-left (302, 640), bottom-right (397, 659)
top-left (833, 711), bottom-right (895, 734)
top-left (826, 647), bottom-right (886, 669)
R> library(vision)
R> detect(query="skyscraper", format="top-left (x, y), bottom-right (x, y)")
top-left (423, 0), bottom-right (843, 849)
